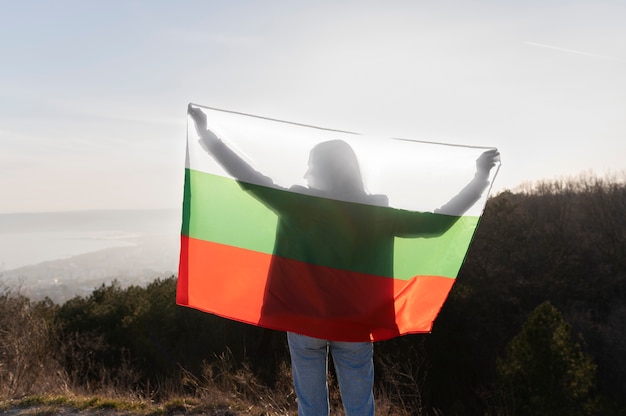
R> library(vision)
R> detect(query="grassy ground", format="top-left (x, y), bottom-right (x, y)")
top-left (0, 395), bottom-right (287, 415)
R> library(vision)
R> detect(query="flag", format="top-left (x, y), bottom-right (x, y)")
top-left (177, 104), bottom-right (500, 342)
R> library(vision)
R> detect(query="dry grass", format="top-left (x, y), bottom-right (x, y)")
top-left (0, 287), bottom-right (68, 399)
top-left (0, 352), bottom-right (419, 415)
top-left (0, 393), bottom-right (287, 415)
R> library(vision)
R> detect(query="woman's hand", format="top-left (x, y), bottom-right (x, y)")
top-left (188, 105), bottom-right (219, 151)
top-left (476, 148), bottom-right (500, 177)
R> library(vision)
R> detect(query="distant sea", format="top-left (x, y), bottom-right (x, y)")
top-left (0, 209), bottom-right (182, 302)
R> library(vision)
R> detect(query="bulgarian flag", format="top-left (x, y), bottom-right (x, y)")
top-left (177, 104), bottom-right (500, 342)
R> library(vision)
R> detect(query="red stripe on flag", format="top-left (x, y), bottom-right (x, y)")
top-left (177, 236), bottom-right (455, 341)
top-left (176, 234), bottom-right (189, 305)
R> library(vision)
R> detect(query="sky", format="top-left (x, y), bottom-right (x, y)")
top-left (1, 0), bottom-right (625, 214)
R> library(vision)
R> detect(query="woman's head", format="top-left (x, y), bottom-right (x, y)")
top-left (304, 140), bottom-right (365, 196)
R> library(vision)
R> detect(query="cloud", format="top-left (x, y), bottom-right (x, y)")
top-left (524, 41), bottom-right (625, 62)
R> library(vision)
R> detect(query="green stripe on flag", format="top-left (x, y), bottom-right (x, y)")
top-left (183, 168), bottom-right (478, 280)
top-left (183, 168), bottom-right (279, 254)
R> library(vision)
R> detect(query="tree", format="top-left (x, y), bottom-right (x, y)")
top-left (496, 301), bottom-right (597, 416)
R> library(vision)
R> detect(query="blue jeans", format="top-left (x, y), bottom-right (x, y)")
top-left (287, 332), bottom-right (375, 416)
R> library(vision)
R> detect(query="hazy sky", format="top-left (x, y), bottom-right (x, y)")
top-left (1, 1), bottom-right (624, 214)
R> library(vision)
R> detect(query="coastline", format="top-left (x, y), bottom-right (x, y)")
top-left (0, 209), bottom-right (181, 303)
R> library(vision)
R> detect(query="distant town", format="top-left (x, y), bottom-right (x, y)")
top-left (0, 209), bottom-right (180, 303)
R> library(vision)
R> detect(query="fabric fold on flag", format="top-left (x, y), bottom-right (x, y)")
top-left (177, 104), bottom-right (500, 342)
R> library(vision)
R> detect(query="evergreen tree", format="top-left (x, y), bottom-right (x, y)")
top-left (496, 301), bottom-right (597, 415)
